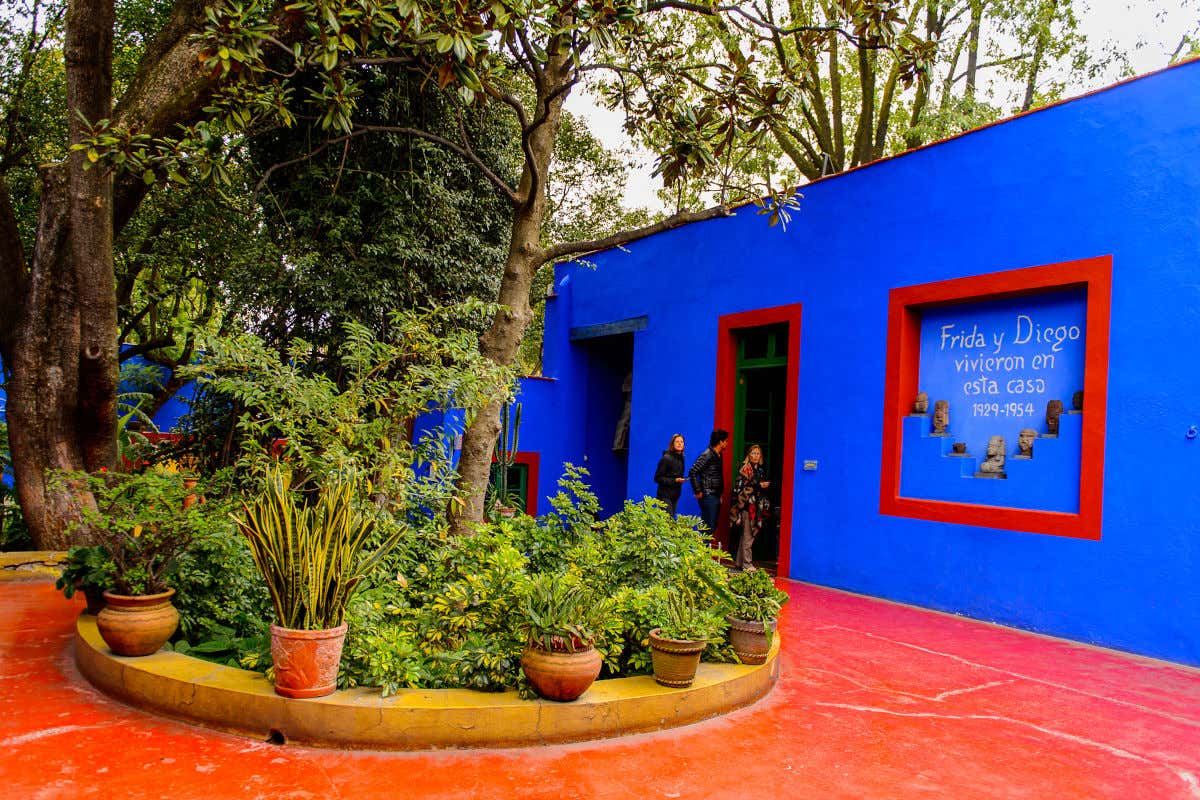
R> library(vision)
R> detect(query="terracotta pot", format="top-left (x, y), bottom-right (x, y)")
top-left (182, 478), bottom-right (201, 510)
top-left (725, 615), bottom-right (777, 665)
top-left (96, 589), bottom-right (179, 656)
top-left (520, 644), bottom-right (602, 702)
top-left (648, 629), bottom-right (706, 688)
top-left (270, 623), bottom-right (348, 699)
top-left (82, 585), bottom-right (106, 615)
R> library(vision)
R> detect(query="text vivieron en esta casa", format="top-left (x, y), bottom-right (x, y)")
top-left (938, 314), bottom-right (1082, 418)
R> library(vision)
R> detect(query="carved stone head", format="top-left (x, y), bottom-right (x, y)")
top-left (1072, 390), bottom-right (1083, 412)
top-left (913, 392), bottom-right (929, 414)
top-left (932, 400), bottom-right (949, 434)
top-left (952, 441), bottom-right (967, 454)
top-left (1046, 399), bottom-right (1064, 434)
top-left (1018, 428), bottom-right (1036, 456)
top-left (979, 435), bottom-right (1006, 473)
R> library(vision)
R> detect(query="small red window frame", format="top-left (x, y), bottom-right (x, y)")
top-left (491, 451), bottom-right (541, 516)
top-left (879, 256), bottom-right (1112, 540)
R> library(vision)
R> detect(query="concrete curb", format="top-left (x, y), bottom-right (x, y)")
top-left (75, 613), bottom-right (780, 750)
top-left (0, 551), bottom-right (66, 580)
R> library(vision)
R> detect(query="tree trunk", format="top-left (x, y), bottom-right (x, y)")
top-left (451, 49), bottom-right (571, 534)
top-left (965, 0), bottom-right (982, 99)
top-left (6, 167), bottom-right (99, 549)
top-left (0, 0), bottom-right (242, 549)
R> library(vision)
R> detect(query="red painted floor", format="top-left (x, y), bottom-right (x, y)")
top-left (3, 577), bottom-right (1199, 800)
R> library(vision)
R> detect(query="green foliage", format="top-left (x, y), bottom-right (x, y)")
top-left (0, 419), bottom-right (31, 551)
top-left (518, 572), bottom-right (611, 653)
top-left (169, 502), bottom-right (271, 643)
top-left (64, 469), bottom-right (218, 595)
top-left (232, 467), bottom-right (403, 630)
top-left (54, 545), bottom-right (114, 599)
top-left (647, 589), bottom-right (726, 644)
top-left (724, 568), bottom-right (790, 624)
top-left (186, 303), bottom-right (514, 495)
top-left (338, 521), bottom-right (531, 695)
top-left (332, 467), bottom-right (739, 696)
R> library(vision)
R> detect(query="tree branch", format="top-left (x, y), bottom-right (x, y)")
top-left (118, 337), bottom-right (176, 362)
top-left (542, 205), bottom-right (733, 263)
top-left (358, 124), bottom-right (518, 204)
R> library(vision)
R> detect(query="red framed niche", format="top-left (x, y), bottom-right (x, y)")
top-left (879, 256), bottom-right (1111, 540)
top-left (492, 451), bottom-right (541, 516)
top-left (713, 303), bottom-right (802, 578)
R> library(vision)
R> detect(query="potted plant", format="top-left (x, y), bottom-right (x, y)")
top-left (233, 468), bottom-right (402, 699)
top-left (55, 545), bottom-right (114, 615)
top-left (723, 568), bottom-right (790, 665)
top-left (518, 573), bottom-right (610, 702)
top-left (647, 590), bottom-right (725, 688)
top-left (71, 469), bottom-right (205, 656)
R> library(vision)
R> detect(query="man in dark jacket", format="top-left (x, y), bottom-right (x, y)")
top-left (689, 429), bottom-right (729, 539)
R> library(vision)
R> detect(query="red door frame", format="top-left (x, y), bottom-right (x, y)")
top-left (713, 303), bottom-right (802, 578)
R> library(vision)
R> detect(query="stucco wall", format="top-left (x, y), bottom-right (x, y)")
top-left (515, 60), bottom-right (1200, 666)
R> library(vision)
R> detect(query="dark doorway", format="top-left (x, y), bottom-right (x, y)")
top-left (731, 324), bottom-right (789, 573)
top-left (576, 332), bottom-right (633, 516)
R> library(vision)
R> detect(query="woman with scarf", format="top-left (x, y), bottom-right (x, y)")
top-left (730, 444), bottom-right (770, 571)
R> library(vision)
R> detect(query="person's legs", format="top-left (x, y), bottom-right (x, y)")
top-left (666, 496), bottom-right (678, 518)
top-left (699, 494), bottom-right (721, 539)
top-left (738, 513), bottom-right (756, 570)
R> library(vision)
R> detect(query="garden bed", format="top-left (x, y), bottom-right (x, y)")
top-left (74, 613), bottom-right (780, 750)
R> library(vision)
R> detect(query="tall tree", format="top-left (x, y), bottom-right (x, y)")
top-left (613, 0), bottom-right (1115, 193)
top-left (1, 0), bottom-right (922, 546)
top-left (0, 0), bottom-right (284, 547)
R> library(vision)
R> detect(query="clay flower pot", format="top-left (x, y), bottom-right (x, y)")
top-left (181, 477), bottom-right (201, 510)
top-left (269, 624), bottom-right (348, 699)
top-left (96, 589), bottom-right (179, 656)
top-left (725, 615), bottom-right (777, 665)
top-left (520, 644), bottom-right (602, 702)
top-left (648, 629), bottom-right (706, 688)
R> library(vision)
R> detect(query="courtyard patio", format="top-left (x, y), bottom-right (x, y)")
top-left (2, 574), bottom-right (1198, 800)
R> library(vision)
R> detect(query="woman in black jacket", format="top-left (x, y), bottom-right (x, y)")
top-left (653, 434), bottom-right (687, 517)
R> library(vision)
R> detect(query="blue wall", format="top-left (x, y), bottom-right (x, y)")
top-left (515, 61), bottom-right (1200, 666)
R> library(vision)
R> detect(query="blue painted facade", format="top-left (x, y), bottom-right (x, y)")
top-left (514, 61), bottom-right (1200, 666)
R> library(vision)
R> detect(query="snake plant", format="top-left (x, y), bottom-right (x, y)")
top-left (233, 468), bottom-right (401, 630)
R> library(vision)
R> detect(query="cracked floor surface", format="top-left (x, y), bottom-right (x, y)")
top-left (2, 577), bottom-right (1199, 799)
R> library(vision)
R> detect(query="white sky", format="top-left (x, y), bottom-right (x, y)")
top-left (566, 1), bottom-right (1198, 211)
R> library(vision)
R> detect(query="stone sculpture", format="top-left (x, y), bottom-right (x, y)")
top-left (1046, 399), bottom-right (1064, 435)
top-left (952, 442), bottom-right (967, 455)
top-left (932, 400), bottom-right (949, 435)
top-left (979, 436), bottom-right (1006, 474)
top-left (1016, 428), bottom-right (1036, 458)
top-left (913, 392), bottom-right (929, 414)
top-left (1071, 390), bottom-right (1083, 412)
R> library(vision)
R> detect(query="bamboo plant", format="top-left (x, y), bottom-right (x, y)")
top-left (233, 468), bottom-right (402, 631)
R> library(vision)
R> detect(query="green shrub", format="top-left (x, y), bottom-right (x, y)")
top-left (518, 572), bottom-right (612, 652)
top-left (646, 589), bottom-right (726, 643)
top-left (55, 545), bottom-right (114, 599)
top-left (724, 567), bottom-right (790, 623)
top-left (170, 505), bottom-right (271, 643)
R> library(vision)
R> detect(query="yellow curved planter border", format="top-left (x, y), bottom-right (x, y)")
top-left (75, 613), bottom-right (780, 750)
